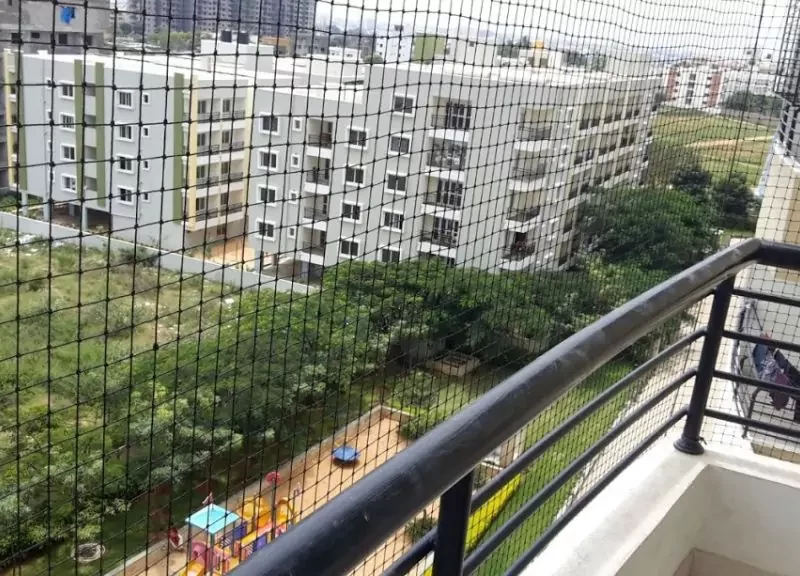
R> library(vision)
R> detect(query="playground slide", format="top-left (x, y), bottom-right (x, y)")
top-left (182, 559), bottom-right (206, 576)
top-left (275, 499), bottom-right (295, 527)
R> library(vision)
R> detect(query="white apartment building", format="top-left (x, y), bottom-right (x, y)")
top-left (247, 59), bottom-right (658, 282)
top-left (374, 26), bottom-right (413, 63)
top-left (663, 63), bottom-right (726, 111)
top-left (3, 37), bottom-right (657, 279)
top-left (4, 49), bottom-right (255, 251)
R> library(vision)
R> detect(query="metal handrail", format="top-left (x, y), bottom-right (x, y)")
top-left (233, 239), bottom-right (800, 576)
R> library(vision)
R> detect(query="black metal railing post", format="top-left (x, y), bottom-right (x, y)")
top-left (432, 471), bottom-right (474, 576)
top-left (674, 276), bottom-right (736, 455)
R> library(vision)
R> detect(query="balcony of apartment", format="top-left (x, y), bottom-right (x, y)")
top-left (504, 190), bottom-right (543, 232)
top-left (301, 199), bottom-right (329, 231)
top-left (297, 239), bottom-right (326, 265)
top-left (509, 161), bottom-right (547, 192)
top-left (425, 141), bottom-right (468, 182)
top-left (196, 132), bottom-right (247, 164)
top-left (418, 217), bottom-right (459, 258)
top-left (420, 177), bottom-right (464, 219)
top-left (304, 163), bottom-right (332, 195)
top-left (190, 99), bottom-right (247, 131)
top-left (427, 99), bottom-right (473, 142)
top-left (240, 239), bottom-right (800, 576)
top-left (306, 119), bottom-right (335, 158)
top-left (195, 161), bottom-right (245, 188)
top-left (514, 123), bottom-right (553, 154)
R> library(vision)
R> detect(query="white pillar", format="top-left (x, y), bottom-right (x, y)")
top-left (81, 204), bottom-right (88, 231)
top-left (20, 191), bottom-right (28, 216)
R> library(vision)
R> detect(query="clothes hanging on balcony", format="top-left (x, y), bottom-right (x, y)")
top-left (751, 343), bottom-right (800, 419)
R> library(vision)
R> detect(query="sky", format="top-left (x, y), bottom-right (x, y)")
top-left (317, 0), bottom-right (792, 60)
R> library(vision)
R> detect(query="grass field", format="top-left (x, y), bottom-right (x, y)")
top-left (652, 109), bottom-right (775, 186)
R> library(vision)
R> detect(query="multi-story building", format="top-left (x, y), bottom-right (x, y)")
top-left (374, 25), bottom-right (413, 62)
top-left (663, 63), bottom-right (726, 111)
top-left (0, 0), bottom-right (107, 195)
top-left (3, 37), bottom-right (657, 276)
top-left (247, 58), bottom-right (658, 281)
top-left (4, 49), bottom-right (254, 251)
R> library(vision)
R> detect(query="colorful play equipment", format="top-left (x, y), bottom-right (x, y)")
top-left (332, 445), bottom-right (360, 465)
top-left (178, 492), bottom-right (296, 576)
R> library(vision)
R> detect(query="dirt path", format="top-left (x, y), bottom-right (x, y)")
top-left (688, 135), bottom-right (772, 149)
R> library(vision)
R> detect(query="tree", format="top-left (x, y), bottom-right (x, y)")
top-left (578, 186), bottom-right (718, 273)
top-left (645, 141), bottom-right (704, 187)
top-left (670, 163), bottom-right (713, 202)
top-left (712, 172), bottom-right (757, 230)
top-left (363, 53), bottom-right (383, 64)
top-left (146, 30), bottom-right (197, 52)
top-left (722, 90), bottom-right (783, 117)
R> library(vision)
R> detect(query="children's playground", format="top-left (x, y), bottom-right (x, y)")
top-left (141, 411), bottom-right (409, 576)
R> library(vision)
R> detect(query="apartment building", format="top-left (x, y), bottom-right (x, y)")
top-left (247, 59), bottom-right (658, 282)
top-left (374, 26), bottom-right (413, 63)
top-left (4, 50), bottom-right (254, 252)
top-left (663, 63), bottom-right (726, 111)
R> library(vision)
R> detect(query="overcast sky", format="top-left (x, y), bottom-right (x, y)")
top-left (318, 0), bottom-right (791, 59)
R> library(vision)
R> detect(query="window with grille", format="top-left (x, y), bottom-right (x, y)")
top-left (387, 173), bottom-right (407, 193)
top-left (348, 128), bottom-right (368, 148)
top-left (382, 210), bottom-right (404, 232)
top-left (61, 144), bottom-right (75, 161)
top-left (259, 150), bottom-right (279, 170)
top-left (118, 186), bottom-right (134, 204)
top-left (345, 166), bottom-right (365, 185)
top-left (381, 247), bottom-right (401, 263)
top-left (342, 202), bottom-right (362, 222)
top-left (261, 114), bottom-right (280, 134)
top-left (117, 155), bottom-right (133, 172)
top-left (259, 185), bottom-right (277, 204)
top-left (60, 83), bottom-right (74, 98)
top-left (117, 91), bottom-right (133, 108)
top-left (340, 239), bottom-right (360, 257)
top-left (389, 135), bottom-right (412, 155)
top-left (117, 125), bottom-right (133, 141)
top-left (393, 94), bottom-right (415, 115)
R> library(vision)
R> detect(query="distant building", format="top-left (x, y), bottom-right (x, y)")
top-left (663, 64), bottom-right (726, 111)
top-left (375, 25), bottom-right (412, 63)
top-left (327, 47), bottom-right (361, 62)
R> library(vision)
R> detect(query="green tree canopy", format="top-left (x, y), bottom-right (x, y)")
top-left (670, 163), bottom-right (714, 201)
top-left (722, 90), bottom-right (783, 117)
top-left (712, 172), bottom-right (757, 230)
top-left (578, 186), bottom-right (718, 273)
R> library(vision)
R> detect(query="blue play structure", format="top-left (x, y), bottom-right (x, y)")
top-left (332, 445), bottom-right (360, 464)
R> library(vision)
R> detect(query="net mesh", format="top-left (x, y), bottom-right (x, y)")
top-left (0, 0), bottom-right (798, 574)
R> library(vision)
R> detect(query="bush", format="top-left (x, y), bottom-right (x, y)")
top-left (405, 514), bottom-right (436, 543)
top-left (399, 410), bottom-right (445, 441)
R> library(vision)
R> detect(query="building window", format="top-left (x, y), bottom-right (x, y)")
top-left (257, 220), bottom-right (275, 240)
top-left (62, 174), bottom-right (77, 193)
top-left (117, 124), bottom-right (133, 141)
top-left (117, 155), bottom-right (134, 173)
top-left (118, 186), bottom-right (134, 204)
top-left (259, 185), bottom-right (278, 205)
top-left (142, 191), bottom-right (150, 202)
top-left (221, 130), bottom-right (231, 144)
top-left (291, 154), bottom-right (300, 168)
top-left (84, 83), bottom-right (96, 97)
top-left (117, 91), bottom-right (133, 108)
top-left (260, 114), bottom-right (279, 134)
top-left (222, 99), bottom-right (232, 113)
top-left (60, 83), bottom-right (74, 99)
top-left (143, 93), bottom-right (150, 104)
top-left (287, 226), bottom-right (296, 239)
top-left (292, 118), bottom-right (303, 132)
top-left (59, 113), bottom-right (75, 131)
top-left (386, 173), bottom-right (407, 194)
top-left (348, 128), bottom-right (368, 148)
top-left (345, 165), bottom-right (365, 185)
top-left (288, 190), bottom-right (299, 204)
top-left (382, 210), bottom-right (404, 232)
top-left (142, 159), bottom-right (150, 170)
top-left (142, 126), bottom-right (150, 137)
top-left (259, 150), bottom-right (279, 171)
top-left (198, 100), bottom-right (209, 115)
top-left (340, 239), bottom-right (360, 257)
top-left (389, 134), bottom-right (412, 155)
top-left (341, 201), bottom-right (362, 222)
top-left (381, 247), bottom-right (401, 263)
top-left (61, 144), bottom-right (76, 161)
top-left (393, 94), bottom-right (415, 115)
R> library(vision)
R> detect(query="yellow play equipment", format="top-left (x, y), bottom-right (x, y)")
top-left (236, 496), bottom-right (271, 530)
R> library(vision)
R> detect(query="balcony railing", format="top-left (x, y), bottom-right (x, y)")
top-left (195, 202), bottom-right (243, 221)
top-left (305, 170), bottom-right (331, 186)
top-left (196, 141), bottom-right (246, 154)
top-left (193, 109), bottom-right (247, 122)
top-left (239, 239), bottom-right (800, 576)
top-left (506, 206), bottom-right (541, 222)
top-left (502, 241), bottom-right (537, 260)
top-left (303, 207), bottom-right (328, 220)
top-left (196, 172), bottom-right (244, 186)
top-left (511, 167), bottom-right (547, 181)
top-left (300, 241), bottom-right (326, 256)
top-left (422, 195), bottom-right (463, 210)
top-left (307, 133), bottom-right (333, 148)
top-left (516, 124), bottom-right (551, 141)
top-left (427, 153), bottom-right (466, 171)
top-left (420, 230), bottom-right (458, 247)
top-left (430, 113), bottom-right (472, 131)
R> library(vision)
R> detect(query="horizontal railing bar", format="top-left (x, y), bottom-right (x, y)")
top-left (731, 287), bottom-right (800, 308)
top-left (705, 409), bottom-right (800, 441)
top-left (722, 330), bottom-right (800, 356)
top-left (463, 368), bottom-right (695, 574)
top-left (231, 239), bottom-right (759, 576)
top-left (471, 328), bottom-right (705, 509)
top-left (757, 240), bottom-right (800, 272)
top-left (502, 409), bottom-right (688, 576)
top-left (384, 328), bottom-right (705, 576)
top-left (713, 369), bottom-right (800, 397)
